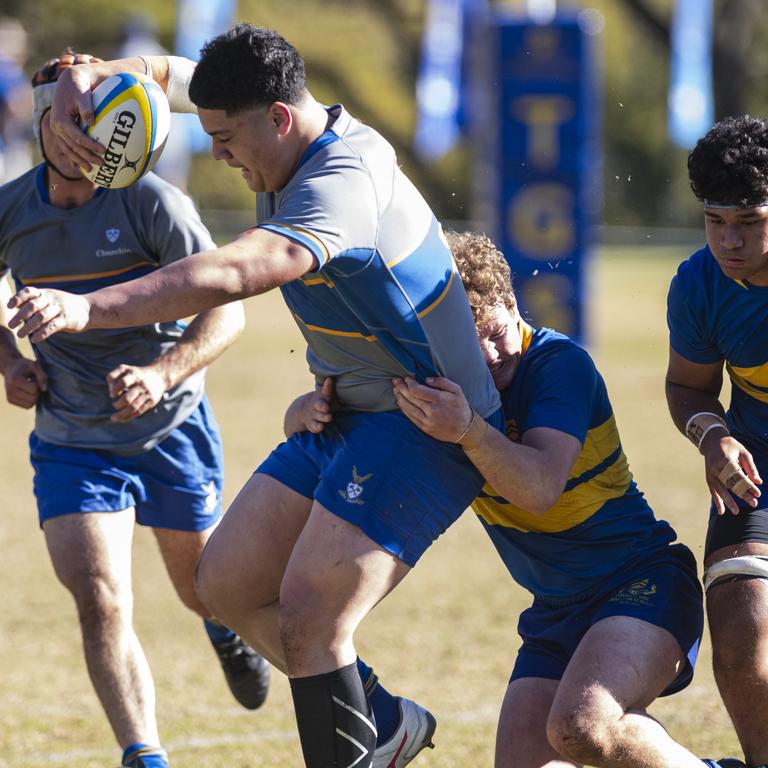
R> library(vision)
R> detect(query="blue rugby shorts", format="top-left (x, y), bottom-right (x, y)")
top-left (30, 397), bottom-right (223, 532)
top-left (510, 543), bottom-right (703, 696)
top-left (257, 408), bottom-right (503, 566)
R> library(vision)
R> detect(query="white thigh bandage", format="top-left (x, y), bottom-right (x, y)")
top-left (703, 555), bottom-right (768, 591)
top-left (165, 55), bottom-right (197, 113)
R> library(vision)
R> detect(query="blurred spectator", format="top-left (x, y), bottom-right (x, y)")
top-left (115, 12), bottom-right (192, 192)
top-left (0, 17), bottom-right (32, 183)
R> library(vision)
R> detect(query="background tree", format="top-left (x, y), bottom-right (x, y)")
top-left (609, 0), bottom-right (768, 224)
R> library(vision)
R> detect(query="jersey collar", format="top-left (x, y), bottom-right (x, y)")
top-left (296, 104), bottom-right (344, 171)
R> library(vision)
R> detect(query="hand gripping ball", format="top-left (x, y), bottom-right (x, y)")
top-left (82, 72), bottom-right (170, 189)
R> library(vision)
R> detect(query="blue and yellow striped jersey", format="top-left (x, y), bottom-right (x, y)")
top-left (668, 245), bottom-right (768, 451)
top-left (255, 104), bottom-right (499, 418)
top-left (475, 325), bottom-right (676, 600)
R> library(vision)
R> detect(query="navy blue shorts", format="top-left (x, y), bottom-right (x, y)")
top-left (511, 544), bottom-right (703, 696)
top-left (30, 397), bottom-right (223, 532)
top-left (257, 409), bottom-right (502, 566)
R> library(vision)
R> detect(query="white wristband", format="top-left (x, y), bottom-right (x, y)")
top-left (138, 55), bottom-right (153, 81)
top-left (165, 55), bottom-right (198, 113)
top-left (696, 421), bottom-right (729, 449)
top-left (685, 411), bottom-right (729, 450)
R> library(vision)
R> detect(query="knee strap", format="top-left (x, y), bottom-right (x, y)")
top-left (703, 555), bottom-right (768, 591)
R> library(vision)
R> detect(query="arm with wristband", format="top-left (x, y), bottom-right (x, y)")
top-left (666, 346), bottom-right (762, 515)
top-left (47, 54), bottom-right (197, 170)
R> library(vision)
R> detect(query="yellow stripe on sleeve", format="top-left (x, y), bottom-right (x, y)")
top-left (293, 313), bottom-right (377, 342)
top-left (263, 221), bottom-right (330, 265)
top-left (417, 271), bottom-right (454, 318)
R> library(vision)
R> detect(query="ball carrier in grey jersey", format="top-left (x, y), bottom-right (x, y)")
top-left (9, 28), bottom-right (500, 768)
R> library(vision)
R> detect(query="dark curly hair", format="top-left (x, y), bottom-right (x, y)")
top-left (445, 230), bottom-right (517, 326)
top-left (189, 24), bottom-right (307, 113)
top-left (688, 115), bottom-right (768, 206)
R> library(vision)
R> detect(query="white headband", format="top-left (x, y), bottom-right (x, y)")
top-left (31, 82), bottom-right (56, 140)
top-left (704, 199), bottom-right (768, 210)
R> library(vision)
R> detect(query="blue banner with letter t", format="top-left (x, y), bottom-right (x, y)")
top-left (473, 12), bottom-right (602, 344)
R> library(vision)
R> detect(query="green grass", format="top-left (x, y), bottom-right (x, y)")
top-left (0, 245), bottom-right (742, 766)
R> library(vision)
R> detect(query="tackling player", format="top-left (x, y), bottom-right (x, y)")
top-left (666, 115), bottom-right (768, 768)
top-left (389, 231), bottom-right (709, 767)
top-left (289, 231), bottom-right (736, 768)
top-left (6, 27), bottom-right (501, 768)
top-left (0, 52), bottom-right (268, 768)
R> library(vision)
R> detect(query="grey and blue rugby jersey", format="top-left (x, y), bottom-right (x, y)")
top-left (0, 166), bottom-right (216, 454)
top-left (256, 105), bottom-right (499, 415)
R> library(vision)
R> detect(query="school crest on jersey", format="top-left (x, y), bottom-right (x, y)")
top-left (339, 466), bottom-right (373, 505)
top-left (202, 481), bottom-right (218, 513)
top-left (106, 227), bottom-right (120, 243)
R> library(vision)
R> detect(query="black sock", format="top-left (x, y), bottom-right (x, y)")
top-left (290, 661), bottom-right (377, 767)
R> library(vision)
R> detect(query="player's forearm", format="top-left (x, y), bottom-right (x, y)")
top-left (151, 301), bottom-right (245, 391)
top-left (127, 55), bottom-right (197, 112)
top-left (78, 57), bottom-right (170, 92)
top-left (143, 56), bottom-right (172, 93)
top-left (81, 55), bottom-right (193, 111)
top-left (665, 379), bottom-right (726, 436)
top-left (84, 253), bottom-right (241, 328)
top-left (85, 240), bottom-right (292, 330)
top-left (461, 423), bottom-right (564, 515)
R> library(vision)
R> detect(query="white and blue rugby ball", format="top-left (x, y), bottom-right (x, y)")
top-left (82, 72), bottom-right (170, 189)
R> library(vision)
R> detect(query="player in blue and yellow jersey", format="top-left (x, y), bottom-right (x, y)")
top-left (0, 52), bottom-right (269, 768)
top-left (666, 115), bottom-right (768, 768)
top-left (385, 231), bottom-right (717, 768)
top-left (6, 26), bottom-right (501, 768)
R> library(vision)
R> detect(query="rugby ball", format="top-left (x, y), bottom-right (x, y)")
top-left (82, 72), bottom-right (170, 189)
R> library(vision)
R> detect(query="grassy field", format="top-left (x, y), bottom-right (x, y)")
top-left (0, 244), bottom-right (742, 767)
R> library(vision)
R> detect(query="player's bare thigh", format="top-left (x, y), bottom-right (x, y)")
top-left (547, 613), bottom-right (684, 757)
top-left (279, 502), bottom-right (411, 674)
top-left (43, 509), bottom-right (135, 599)
top-left (551, 615), bottom-right (683, 714)
top-left (705, 542), bottom-right (768, 636)
top-left (195, 472), bottom-right (313, 613)
top-left (705, 542), bottom-right (768, 764)
top-left (705, 539), bottom-right (768, 569)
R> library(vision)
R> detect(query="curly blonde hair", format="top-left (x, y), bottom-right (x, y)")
top-left (445, 230), bottom-right (517, 326)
